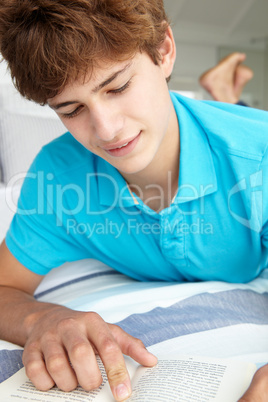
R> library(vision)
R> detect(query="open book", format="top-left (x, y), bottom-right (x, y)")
top-left (0, 355), bottom-right (256, 401)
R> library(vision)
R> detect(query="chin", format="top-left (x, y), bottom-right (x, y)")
top-left (118, 166), bottom-right (143, 175)
top-left (108, 151), bottom-right (154, 176)
top-left (116, 160), bottom-right (146, 175)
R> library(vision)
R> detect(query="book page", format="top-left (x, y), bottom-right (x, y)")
top-left (0, 362), bottom-right (111, 402)
top-left (0, 355), bottom-right (256, 402)
top-left (128, 356), bottom-right (256, 402)
top-left (0, 356), bottom-right (138, 402)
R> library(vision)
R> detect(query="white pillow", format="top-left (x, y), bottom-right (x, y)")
top-left (0, 83), bottom-right (57, 117)
top-left (0, 185), bottom-right (21, 243)
top-left (0, 83), bottom-right (66, 184)
top-left (0, 111), bottom-right (66, 184)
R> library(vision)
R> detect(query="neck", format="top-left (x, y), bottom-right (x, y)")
top-left (123, 106), bottom-right (180, 212)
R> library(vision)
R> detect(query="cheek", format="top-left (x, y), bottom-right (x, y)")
top-left (60, 117), bottom-right (92, 148)
top-left (134, 71), bottom-right (171, 124)
top-left (59, 117), bottom-right (77, 136)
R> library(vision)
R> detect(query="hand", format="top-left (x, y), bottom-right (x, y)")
top-left (22, 306), bottom-right (157, 401)
top-left (239, 364), bottom-right (268, 401)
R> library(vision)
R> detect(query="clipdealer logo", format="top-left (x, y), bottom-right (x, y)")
top-left (6, 171), bottom-right (215, 221)
top-left (66, 217), bottom-right (214, 239)
top-left (228, 170), bottom-right (263, 233)
top-left (5, 170), bottom-right (264, 234)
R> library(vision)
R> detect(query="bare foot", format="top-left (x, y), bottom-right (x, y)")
top-left (199, 52), bottom-right (253, 103)
top-left (234, 64), bottom-right (253, 101)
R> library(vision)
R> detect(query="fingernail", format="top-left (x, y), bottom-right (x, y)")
top-left (115, 383), bottom-right (131, 401)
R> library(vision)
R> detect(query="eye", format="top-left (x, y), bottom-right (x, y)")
top-left (62, 105), bottom-right (84, 119)
top-left (109, 79), bottom-right (131, 95)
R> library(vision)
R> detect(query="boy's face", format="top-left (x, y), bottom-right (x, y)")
top-left (49, 33), bottom-right (176, 176)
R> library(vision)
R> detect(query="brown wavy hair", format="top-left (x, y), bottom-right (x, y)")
top-left (0, 0), bottom-right (169, 104)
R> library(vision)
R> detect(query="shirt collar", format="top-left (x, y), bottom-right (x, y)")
top-left (170, 92), bottom-right (217, 204)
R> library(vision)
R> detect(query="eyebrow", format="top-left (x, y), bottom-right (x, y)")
top-left (92, 62), bottom-right (132, 93)
top-left (50, 62), bottom-right (132, 110)
top-left (50, 101), bottom-right (79, 110)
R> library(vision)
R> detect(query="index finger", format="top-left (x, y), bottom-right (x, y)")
top-left (87, 319), bottom-right (132, 401)
top-left (110, 324), bottom-right (158, 368)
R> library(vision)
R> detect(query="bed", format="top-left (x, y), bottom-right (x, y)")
top-left (0, 79), bottom-right (267, 392)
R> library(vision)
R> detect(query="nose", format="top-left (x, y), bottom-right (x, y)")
top-left (90, 102), bottom-right (124, 141)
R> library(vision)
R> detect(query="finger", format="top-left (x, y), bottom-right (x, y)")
top-left (23, 346), bottom-right (55, 391)
top-left (42, 339), bottom-right (78, 392)
top-left (110, 324), bottom-right (158, 367)
top-left (239, 365), bottom-right (268, 401)
top-left (88, 316), bottom-right (132, 401)
top-left (62, 329), bottom-right (102, 391)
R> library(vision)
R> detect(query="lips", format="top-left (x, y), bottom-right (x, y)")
top-left (102, 132), bottom-right (140, 151)
top-left (103, 131), bottom-right (141, 157)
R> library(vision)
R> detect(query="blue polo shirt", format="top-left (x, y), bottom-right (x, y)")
top-left (6, 92), bottom-right (268, 283)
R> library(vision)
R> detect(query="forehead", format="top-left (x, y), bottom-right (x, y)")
top-left (48, 56), bottom-right (136, 106)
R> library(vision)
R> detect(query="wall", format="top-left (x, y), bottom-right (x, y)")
top-left (168, 40), bottom-right (267, 110)
top-left (169, 42), bottom-right (218, 99)
top-left (263, 45), bottom-right (268, 111)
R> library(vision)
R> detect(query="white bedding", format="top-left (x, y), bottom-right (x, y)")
top-left (1, 258), bottom-right (267, 384)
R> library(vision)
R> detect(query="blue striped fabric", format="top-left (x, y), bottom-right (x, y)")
top-left (117, 290), bottom-right (268, 346)
top-left (0, 350), bottom-right (23, 383)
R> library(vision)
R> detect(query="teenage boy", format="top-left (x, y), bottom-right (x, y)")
top-left (0, 1), bottom-right (267, 401)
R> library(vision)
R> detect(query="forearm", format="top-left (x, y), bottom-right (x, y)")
top-left (0, 285), bottom-right (62, 346)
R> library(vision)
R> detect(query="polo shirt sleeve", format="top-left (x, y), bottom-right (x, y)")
top-left (5, 150), bottom-right (89, 275)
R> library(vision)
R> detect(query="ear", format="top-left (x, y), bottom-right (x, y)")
top-left (158, 25), bottom-right (176, 78)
